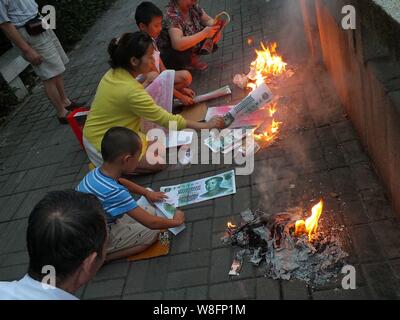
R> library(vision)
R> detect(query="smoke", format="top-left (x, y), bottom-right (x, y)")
top-left (252, 0), bottom-right (330, 214)
top-left (270, 0), bottom-right (310, 64)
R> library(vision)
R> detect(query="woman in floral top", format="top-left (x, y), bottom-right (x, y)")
top-left (157, 0), bottom-right (222, 71)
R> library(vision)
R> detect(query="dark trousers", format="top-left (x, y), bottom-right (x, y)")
top-left (161, 47), bottom-right (193, 71)
top-left (161, 41), bottom-right (218, 71)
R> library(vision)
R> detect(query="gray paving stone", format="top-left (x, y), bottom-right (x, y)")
top-left (191, 220), bottom-right (212, 251)
top-left (349, 224), bottom-right (384, 263)
top-left (211, 233), bottom-right (226, 249)
top-left (362, 262), bottom-right (400, 299)
top-left (341, 199), bottom-right (370, 226)
top-left (16, 145), bottom-right (67, 171)
top-left (389, 259), bottom-right (400, 279)
top-left (0, 219), bottom-right (28, 254)
top-left (210, 247), bottom-right (233, 284)
top-left (83, 278), bottom-right (125, 300)
top-left (363, 199), bottom-right (394, 222)
top-left (233, 187), bottom-right (252, 214)
top-left (256, 277), bottom-right (281, 300)
top-left (186, 286), bottom-right (208, 300)
top-left (330, 167), bottom-right (359, 198)
top-left (316, 126), bottom-right (338, 146)
top-left (350, 163), bottom-right (381, 192)
top-left (312, 287), bottom-right (372, 300)
top-left (0, 171), bottom-right (26, 197)
top-left (166, 268), bottom-right (208, 289)
top-left (94, 261), bottom-right (130, 282)
top-left (341, 140), bottom-right (369, 165)
top-left (370, 219), bottom-right (400, 259)
top-left (50, 174), bottom-right (79, 187)
top-left (123, 260), bottom-right (149, 295)
top-left (281, 280), bottom-right (310, 300)
top-left (0, 264), bottom-right (28, 281)
top-left (93, 296), bottom-right (122, 300)
top-left (170, 223), bottom-right (192, 255)
top-left (168, 250), bottom-right (209, 272)
top-left (0, 251), bottom-right (29, 268)
top-left (323, 145), bottom-right (347, 169)
top-left (142, 257), bottom-right (170, 292)
top-left (15, 164), bottom-right (59, 193)
top-left (164, 289), bottom-right (186, 300)
top-left (13, 188), bottom-right (48, 219)
top-left (1, 153), bottom-right (27, 173)
top-left (123, 292), bottom-right (163, 300)
top-left (0, 222), bottom-right (7, 238)
top-left (214, 195), bottom-right (233, 217)
top-left (332, 121), bottom-right (358, 143)
top-left (184, 206), bottom-right (213, 222)
top-left (209, 279), bottom-right (256, 300)
top-left (0, 193), bottom-right (26, 222)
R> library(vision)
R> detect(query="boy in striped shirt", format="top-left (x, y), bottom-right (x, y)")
top-left (76, 127), bottom-right (185, 262)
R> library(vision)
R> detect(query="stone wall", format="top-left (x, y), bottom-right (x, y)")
top-left (300, 0), bottom-right (400, 215)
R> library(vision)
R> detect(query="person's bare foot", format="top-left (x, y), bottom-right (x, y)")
top-left (180, 87), bottom-right (196, 98)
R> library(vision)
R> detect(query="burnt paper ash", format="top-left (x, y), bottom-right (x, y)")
top-left (222, 208), bottom-right (349, 286)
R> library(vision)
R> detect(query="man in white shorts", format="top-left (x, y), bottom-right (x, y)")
top-left (0, 0), bottom-right (84, 124)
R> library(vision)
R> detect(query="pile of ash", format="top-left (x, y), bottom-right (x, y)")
top-left (222, 208), bottom-right (349, 287)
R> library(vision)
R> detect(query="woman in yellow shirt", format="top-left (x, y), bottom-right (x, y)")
top-left (83, 32), bottom-right (224, 173)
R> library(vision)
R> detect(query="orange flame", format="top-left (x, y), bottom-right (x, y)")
top-left (269, 103), bottom-right (277, 117)
top-left (295, 200), bottom-right (324, 241)
top-left (227, 222), bottom-right (237, 229)
top-left (246, 42), bottom-right (287, 90)
top-left (247, 42), bottom-right (286, 148)
top-left (271, 119), bottom-right (281, 134)
top-left (254, 119), bottom-right (282, 144)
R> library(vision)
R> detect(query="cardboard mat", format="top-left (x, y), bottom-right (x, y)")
top-left (127, 239), bottom-right (170, 262)
top-left (179, 102), bottom-right (208, 122)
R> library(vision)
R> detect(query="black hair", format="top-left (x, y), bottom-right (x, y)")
top-left (27, 190), bottom-right (107, 283)
top-left (101, 127), bottom-right (142, 163)
top-left (135, 1), bottom-right (163, 27)
top-left (108, 31), bottom-right (153, 70)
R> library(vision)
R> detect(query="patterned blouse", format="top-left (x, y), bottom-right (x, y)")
top-left (157, 1), bottom-right (205, 53)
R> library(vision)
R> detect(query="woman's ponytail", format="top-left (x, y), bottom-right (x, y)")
top-left (107, 32), bottom-right (153, 70)
top-left (108, 37), bottom-right (119, 69)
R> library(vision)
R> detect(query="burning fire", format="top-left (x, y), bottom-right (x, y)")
top-left (254, 119), bottom-right (283, 144)
top-left (295, 200), bottom-right (324, 241)
top-left (247, 42), bottom-right (287, 91)
top-left (269, 102), bottom-right (277, 117)
top-left (245, 43), bottom-right (287, 144)
top-left (227, 222), bottom-right (237, 229)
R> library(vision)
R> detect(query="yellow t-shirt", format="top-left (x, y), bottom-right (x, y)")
top-left (83, 68), bottom-right (186, 157)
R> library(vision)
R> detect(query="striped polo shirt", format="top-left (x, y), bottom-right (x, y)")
top-left (0, 0), bottom-right (38, 27)
top-left (76, 168), bottom-right (138, 223)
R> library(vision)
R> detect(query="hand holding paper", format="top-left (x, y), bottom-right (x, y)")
top-left (223, 83), bottom-right (273, 127)
top-left (137, 194), bottom-right (186, 236)
top-left (145, 190), bottom-right (168, 203)
top-left (200, 12), bottom-right (230, 55)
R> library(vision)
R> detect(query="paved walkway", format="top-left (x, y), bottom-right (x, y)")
top-left (0, 0), bottom-right (400, 300)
